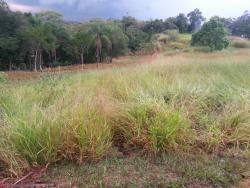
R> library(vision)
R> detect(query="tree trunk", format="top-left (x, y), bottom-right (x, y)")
top-left (54, 49), bottom-right (57, 63)
top-left (9, 59), bottom-right (12, 71)
top-left (81, 50), bottom-right (84, 70)
top-left (39, 51), bottom-right (43, 71)
top-left (49, 52), bottom-right (52, 68)
top-left (34, 49), bottom-right (38, 72)
top-left (29, 56), bottom-right (32, 71)
top-left (96, 33), bottom-right (102, 68)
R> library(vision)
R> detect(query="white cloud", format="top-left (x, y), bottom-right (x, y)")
top-left (9, 2), bottom-right (41, 12)
top-left (39, 0), bottom-right (77, 6)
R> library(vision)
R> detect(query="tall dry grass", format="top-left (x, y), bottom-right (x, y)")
top-left (0, 51), bottom-right (249, 177)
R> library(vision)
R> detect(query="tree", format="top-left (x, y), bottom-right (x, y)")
top-left (231, 11), bottom-right (250, 38)
top-left (175, 13), bottom-right (188, 33)
top-left (142, 19), bottom-right (165, 34)
top-left (36, 11), bottom-right (66, 66)
top-left (165, 17), bottom-right (178, 30)
top-left (208, 16), bottom-right (235, 35)
top-left (122, 16), bottom-right (137, 32)
top-left (126, 27), bottom-right (149, 52)
top-left (79, 20), bottom-right (128, 64)
top-left (23, 18), bottom-right (56, 71)
top-left (108, 25), bottom-right (128, 57)
top-left (142, 19), bottom-right (177, 35)
top-left (74, 31), bottom-right (94, 69)
top-left (36, 11), bottom-right (63, 26)
top-left (191, 18), bottom-right (229, 51)
top-left (187, 9), bottom-right (206, 33)
top-left (0, 0), bottom-right (9, 11)
top-left (0, 2), bottom-right (24, 70)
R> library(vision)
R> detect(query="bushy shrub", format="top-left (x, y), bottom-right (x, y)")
top-left (157, 34), bottom-right (170, 44)
top-left (126, 27), bottom-right (149, 52)
top-left (74, 112), bottom-right (111, 162)
top-left (138, 42), bottom-right (157, 55)
top-left (112, 104), bottom-right (192, 152)
top-left (59, 107), bottom-right (112, 163)
top-left (191, 18), bottom-right (229, 51)
top-left (148, 110), bottom-right (190, 152)
top-left (164, 30), bottom-right (179, 41)
top-left (167, 42), bottom-right (187, 49)
top-left (232, 41), bottom-right (250, 48)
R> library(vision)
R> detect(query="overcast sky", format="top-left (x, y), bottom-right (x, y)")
top-left (5, 0), bottom-right (250, 21)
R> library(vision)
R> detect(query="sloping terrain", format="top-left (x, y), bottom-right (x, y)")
top-left (0, 49), bottom-right (250, 187)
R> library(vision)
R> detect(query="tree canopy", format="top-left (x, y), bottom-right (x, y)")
top-left (175, 14), bottom-right (189, 33)
top-left (1, 0), bottom-right (250, 71)
top-left (191, 18), bottom-right (229, 51)
top-left (188, 9), bottom-right (206, 33)
top-left (231, 11), bottom-right (250, 38)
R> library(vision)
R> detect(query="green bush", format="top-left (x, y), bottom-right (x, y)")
top-left (126, 27), bottom-right (149, 52)
top-left (138, 42), bottom-right (157, 54)
top-left (112, 104), bottom-right (192, 152)
top-left (191, 18), bottom-right (229, 51)
top-left (149, 110), bottom-right (190, 152)
top-left (164, 30), bottom-right (179, 41)
top-left (11, 121), bottom-right (60, 165)
top-left (74, 111), bottom-right (111, 162)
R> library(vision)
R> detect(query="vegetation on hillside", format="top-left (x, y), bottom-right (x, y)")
top-left (1, 0), bottom-right (250, 71)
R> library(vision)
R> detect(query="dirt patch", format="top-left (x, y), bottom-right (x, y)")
top-left (47, 54), bottom-right (158, 73)
top-left (232, 179), bottom-right (250, 188)
top-left (5, 71), bottom-right (41, 81)
top-left (2, 153), bottom-right (247, 188)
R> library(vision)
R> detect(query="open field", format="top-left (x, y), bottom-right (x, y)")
top-left (0, 48), bottom-right (250, 187)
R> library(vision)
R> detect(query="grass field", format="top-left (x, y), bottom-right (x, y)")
top-left (0, 48), bottom-right (250, 187)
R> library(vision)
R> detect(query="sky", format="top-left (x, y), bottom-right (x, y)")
top-left (5, 0), bottom-right (250, 21)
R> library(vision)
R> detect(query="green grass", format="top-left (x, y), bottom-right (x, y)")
top-left (39, 154), bottom-right (248, 187)
top-left (154, 33), bottom-right (191, 53)
top-left (0, 72), bottom-right (6, 83)
top-left (177, 33), bottom-right (192, 44)
top-left (0, 50), bottom-right (250, 187)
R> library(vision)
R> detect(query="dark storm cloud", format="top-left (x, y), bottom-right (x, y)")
top-left (6, 0), bottom-right (250, 21)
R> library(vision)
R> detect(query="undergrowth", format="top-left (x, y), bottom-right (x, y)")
top-left (0, 56), bottom-right (249, 177)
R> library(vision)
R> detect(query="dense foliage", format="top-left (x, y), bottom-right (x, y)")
top-left (191, 18), bottom-right (229, 51)
top-left (231, 11), bottom-right (250, 38)
top-left (1, 0), bottom-right (250, 70)
top-left (0, 0), bottom-right (206, 71)
top-left (187, 9), bottom-right (206, 33)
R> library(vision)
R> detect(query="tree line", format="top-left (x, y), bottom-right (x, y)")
top-left (1, 0), bottom-right (250, 71)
